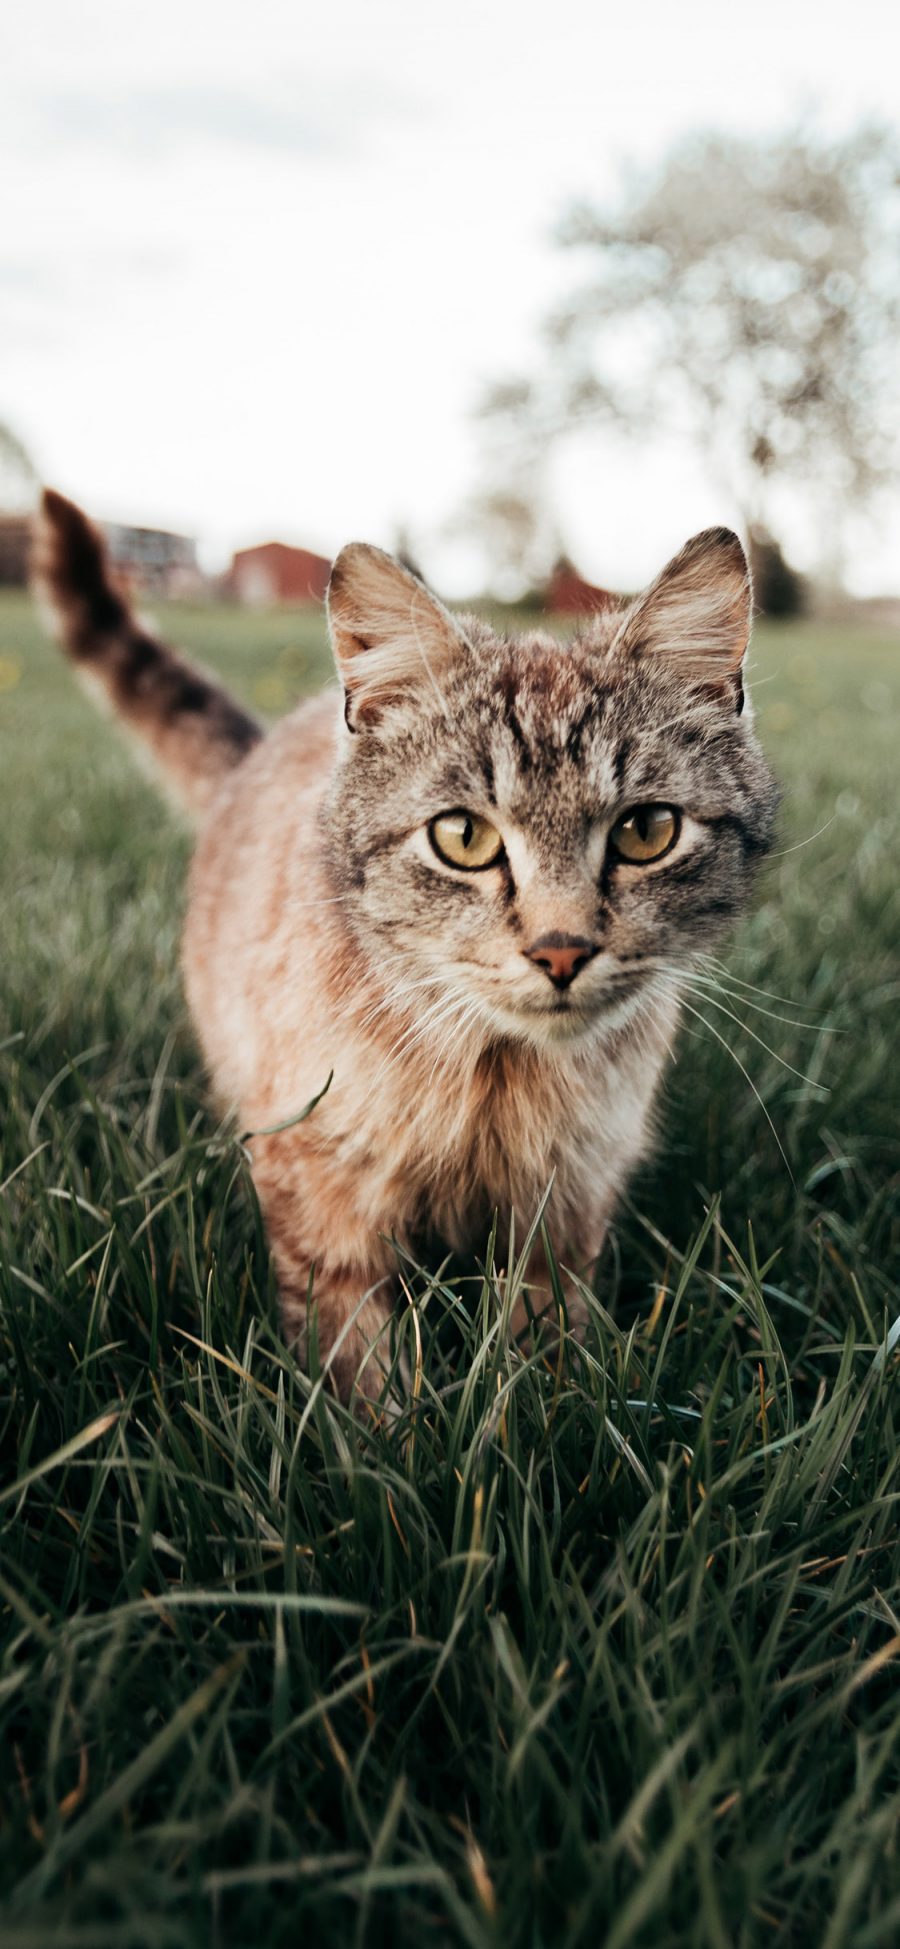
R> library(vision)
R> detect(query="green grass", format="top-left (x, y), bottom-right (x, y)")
top-left (1, 589), bottom-right (899, 1947)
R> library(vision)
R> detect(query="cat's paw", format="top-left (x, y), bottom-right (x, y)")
top-left (510, 1281), bottom-right (591, 1356)
top-left (281, 1279), bottom-right (408, 1413)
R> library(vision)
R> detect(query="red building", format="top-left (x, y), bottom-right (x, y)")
top-left (229, 541), bottom-right (332, 607)
top-left (545, 557), bottom-right (616, 618)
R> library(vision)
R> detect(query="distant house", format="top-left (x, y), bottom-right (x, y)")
top-left (544, 557), bottom-right (616, 618)
top-left (228, 541), bottom-right (332, 607)
top-left (0, 514), bottom-right (31, 586)
top-left (0, 512), bottom-right (204, 597)
top-left (104, 522), bottom-right (203, 600)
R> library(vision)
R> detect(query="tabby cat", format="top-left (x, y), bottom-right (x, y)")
top-left (35, 491), bottom-right (777, 1399)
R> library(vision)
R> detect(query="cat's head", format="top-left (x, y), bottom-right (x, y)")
top-left (323, 531), bottom-right (777, 1050)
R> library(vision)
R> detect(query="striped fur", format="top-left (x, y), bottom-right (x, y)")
top-left (34, 491), bottom-right (261, 815)
top-left (36, 497), bottom-right (778, 1402)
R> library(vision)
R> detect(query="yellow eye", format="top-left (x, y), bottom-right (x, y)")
top-left (610, 804), bottom-right (680, 864)
top-left (429, 809), bottom-right (505, 871)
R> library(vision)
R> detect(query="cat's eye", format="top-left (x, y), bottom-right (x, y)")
top-left (610, 804), bottom-right (680, 864)
top-left (429, 809), bottom-right (505, 871)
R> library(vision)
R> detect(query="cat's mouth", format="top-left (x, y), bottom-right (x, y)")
top-left (504, 973), bottom-right (644, 1040)
top-left (529, 973), bottom-right (641, 1015)
top-left (446, 961), bottom-right (646, 1045)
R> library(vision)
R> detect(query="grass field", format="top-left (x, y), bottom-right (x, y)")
top-left (1, 588), bottom-right (898, 1948)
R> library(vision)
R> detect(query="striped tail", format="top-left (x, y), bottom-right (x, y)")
top-left (33, 489), bottom-right (262, 816)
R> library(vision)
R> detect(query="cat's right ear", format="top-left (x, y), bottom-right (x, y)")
top-left (611, 527), bottom-right (752, 709)
top-left (327, 544), bottom-right (464, 731)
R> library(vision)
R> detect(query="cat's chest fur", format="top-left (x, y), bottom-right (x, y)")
top-left (273, 1007), bottom-right (673, 1262)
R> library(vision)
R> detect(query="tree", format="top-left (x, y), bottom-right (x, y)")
top-left (442, 480), bottom-right (556, 599)
top-left (481, 124), bottom-right (900, 566)
top-left (748, 525), bottom-right (807, 618)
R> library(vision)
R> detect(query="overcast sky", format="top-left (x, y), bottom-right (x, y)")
top-left (4, 0), bottom-right (899, 592)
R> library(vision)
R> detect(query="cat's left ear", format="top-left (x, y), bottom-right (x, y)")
top-left (327, 543), bottom-right (464, 731)
top-left (612, 527), bottom-right (751, 710)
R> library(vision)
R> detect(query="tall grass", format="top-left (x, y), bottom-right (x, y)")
top-left (0, 593), bottom-right (898, 1946)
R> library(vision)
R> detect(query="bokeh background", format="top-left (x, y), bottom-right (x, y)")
top-left (3, 0), bottom-right (900, 607)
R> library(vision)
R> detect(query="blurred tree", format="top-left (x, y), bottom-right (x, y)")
top-left (447, 482), bottom-right (562, 599)
top-left (748, 524), bottom-right (807, 617)
top-left (481, 125), bottom-right (900, 569)
top-left (392, 524), bottom-right (426, 584)
top-left (0, 422), bottom-right (38, 511)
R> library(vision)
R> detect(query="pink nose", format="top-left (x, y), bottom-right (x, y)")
top-left (523, 933), bottom-right (598, 990)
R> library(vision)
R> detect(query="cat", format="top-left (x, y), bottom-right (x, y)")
top-left (34, 490), bottom-right (777, 1401)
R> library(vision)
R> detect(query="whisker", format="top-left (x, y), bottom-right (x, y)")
top-left (283, 892), bottom-right (354, 911)
top-left (381, 988), bottom-right (472, 1061)
top-left (351, 972), bottom-right (449, 1038)
top-left (692, 953), bottom-right (822, 1014)
top-left (306, 986), bottom-right (482, 1157)
top-left (664, 977), bottom-right (826, 1090)
top-left (767, 813), bottom-right (839, 859)
top-left (674, 992), bottom-right (796, 1189)
top-left (422, 997), bottom-right (484, 1094)
top-left (666, 951), bottom-right (822, 1013)
top-left (357, 985), bottom-right (482, 1105)
top-left (681, 970), bottom-right (839, 1036)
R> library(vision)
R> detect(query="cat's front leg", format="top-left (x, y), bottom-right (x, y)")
top-left (251, 1136), bottom-right (403, 1403)
top-left (276, 1254), bottom-right (401, 1405)
top-left (249, 1153), bottom-right (401, 1403)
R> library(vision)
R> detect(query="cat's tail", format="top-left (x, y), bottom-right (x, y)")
top-left (33, 489), bottom-right (263, 817)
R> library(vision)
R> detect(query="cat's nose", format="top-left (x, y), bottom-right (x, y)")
top-left (523, 933), bottom-right (599, 990)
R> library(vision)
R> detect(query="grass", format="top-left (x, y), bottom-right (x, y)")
top-left (0, 588), bottom-right (899, 1947)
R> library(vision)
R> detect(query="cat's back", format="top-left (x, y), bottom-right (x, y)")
top-left (183, 687), bottom-right (342, 1095)
top-left (189, 686), bottom-right (339, 902)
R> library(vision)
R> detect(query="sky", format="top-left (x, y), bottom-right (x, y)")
top-left (4, 0), bottom-right (899, 593)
